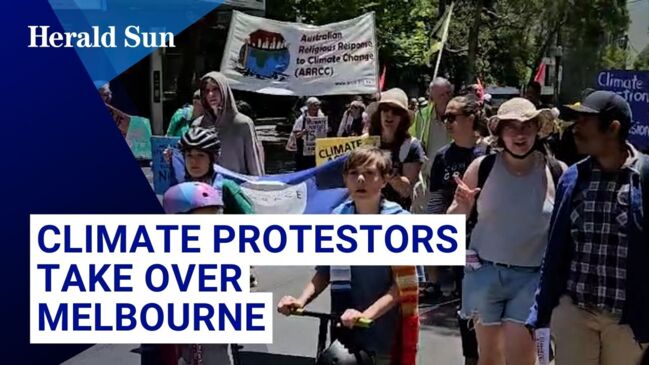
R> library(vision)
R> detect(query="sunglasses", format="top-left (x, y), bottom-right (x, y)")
top-left (379, 104), bottom-right (407, 116)
top-left (443, 113), bottom-right (465, 124)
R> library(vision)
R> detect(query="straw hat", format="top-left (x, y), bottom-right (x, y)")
top-left (488, 97), bottom-right (556, 138)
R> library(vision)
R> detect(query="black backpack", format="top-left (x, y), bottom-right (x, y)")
top-left (466, 154), bottom-right (564, 237)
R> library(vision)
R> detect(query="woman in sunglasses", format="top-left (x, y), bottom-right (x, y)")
top-left (368, 88), bottom-right (425, 210)
top-left (427, 94), bottom-right (490, 214)
top-left (425, 94), bottom-right (489, 365)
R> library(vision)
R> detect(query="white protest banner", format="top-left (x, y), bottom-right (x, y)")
top-left (220, 11), bottom-right (379, 96)
top-left (303, 116), bottom-right (328, 156)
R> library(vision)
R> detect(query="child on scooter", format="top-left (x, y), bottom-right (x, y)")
top-left (277, 147), bottom-right (419, 365)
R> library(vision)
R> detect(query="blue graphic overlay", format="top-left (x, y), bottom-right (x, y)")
top-left (3, 0), bottom-right (169, 362)
top-left (46, 0), bottom-right (225, 84)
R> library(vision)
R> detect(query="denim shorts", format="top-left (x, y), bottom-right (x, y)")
top-left (460, 262), bottom-right (540, 326)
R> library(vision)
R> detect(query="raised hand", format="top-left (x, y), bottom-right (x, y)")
top-left (453, 176), bottom-right (481, 209)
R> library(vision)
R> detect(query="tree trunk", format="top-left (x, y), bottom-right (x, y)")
top-left (466, 0), bottom-right (484, 84)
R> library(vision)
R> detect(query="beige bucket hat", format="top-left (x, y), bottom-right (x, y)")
top-left (378, 88), bottom-right (409, 114)
top-left (488, 97), bottom-right (556, 138)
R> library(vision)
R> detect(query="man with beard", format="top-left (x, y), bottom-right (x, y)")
top-left (528, 90), bottom-right (649, 365)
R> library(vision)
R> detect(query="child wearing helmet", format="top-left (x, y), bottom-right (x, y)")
top-left (166, 127), bottom-right (221, 186)
top-left (160, 182), bottom-right (233, 365)
top-left (162, 181), bottom-right (224, 214)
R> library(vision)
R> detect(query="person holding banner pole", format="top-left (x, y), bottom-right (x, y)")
top-left (369, 88), bottom-right (425, 211)
top-left (191, 71), bottom-right (264, 176)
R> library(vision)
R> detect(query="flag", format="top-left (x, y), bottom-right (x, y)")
top-left (426, 2), bottom-right (454, 67)
top-left (379, 65), bottom-right (387, 91)
top-left (171, 151), bottom-right (349, 214)
top-left (534, 62), bottom-right (546, 84)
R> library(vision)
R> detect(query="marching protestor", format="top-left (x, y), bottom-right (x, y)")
top-left (404, 79), bottom-right (453, 295)
top-left (161, 182), bottom-right (234, 365)
top-left (409, 98), bottom-right (418, 112)
top-left (166, 90), bottom-right (203, 137)
top-left (410, 77), bottom-right (453, 158)
top-left (425, 94), bottom-right (489, 365)
top-left (417, 97), bottom-right (428, 110)
top-left (410, 78), bottom-right (453, 216)
top-left (527, 90), bottom-right (649, 365)
top-left (425, 94), bottom-right (490, 281)
top-left (459, 84), bottom-right (490, 138)
top-left (449, 97), bottom-right (566, 365)
top-left (192, 71), bottom-right (264, 176)
top-left (291, 96), bottom-right (327, 171)
top-left (365, 92), bottom-right (381, 124)
top-left (235, 99), bottom-right (265, 169)
top-left (337, 98), bottom-right (367, 137)
top-left (368, 88), bottom-right (425, 210)
top-left (524, 81), bottom-right (551, 109)
top-left (548, 89), bottom-right (593, 166)
top-left (277, 147), bottom-right (419, 365)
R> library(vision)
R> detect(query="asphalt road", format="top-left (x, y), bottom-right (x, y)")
top-left (61, 167), bottom-right (463, 365)
top-left (62, 266), bottom-right (463, 365)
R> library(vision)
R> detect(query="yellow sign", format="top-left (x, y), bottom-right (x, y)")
top-left (315, 136), bottom-right (380, 166)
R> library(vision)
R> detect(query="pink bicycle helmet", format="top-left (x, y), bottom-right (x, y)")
top-left (162, 182), bottom-right (223, 214)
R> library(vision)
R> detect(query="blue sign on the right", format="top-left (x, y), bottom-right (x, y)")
top-left (597, 70), bottom-right (649, 151)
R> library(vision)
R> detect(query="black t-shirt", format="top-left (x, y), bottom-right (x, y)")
top-left (382, 138), bottom-right (425, 210)
top-left (427, 142), bottom-right (489, 214)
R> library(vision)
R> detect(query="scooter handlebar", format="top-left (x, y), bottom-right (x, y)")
top-left (289, 308), bottom-right (373, 328)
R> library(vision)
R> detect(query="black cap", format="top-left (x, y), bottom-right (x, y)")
top-left (560, 90), bottom-right (632, 126)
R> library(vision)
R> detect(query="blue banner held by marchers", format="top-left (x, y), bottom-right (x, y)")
top-left (169, 148), bottom-right (349, 213)
top-left (596, 70), bottom-right (649, 151)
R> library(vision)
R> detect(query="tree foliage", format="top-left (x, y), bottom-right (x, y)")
top-left (265, 0), bottom-right (630, 98)
top-left (634, 45), bottom-right (649, 70)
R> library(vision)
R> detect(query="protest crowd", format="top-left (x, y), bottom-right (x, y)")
top-left (101, 7), bottom-right (649, 365)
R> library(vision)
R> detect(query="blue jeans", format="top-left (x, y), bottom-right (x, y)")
top-left (460, 262), bottom-right (540, 325)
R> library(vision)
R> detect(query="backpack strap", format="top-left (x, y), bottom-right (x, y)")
top-left (466, 154), bottom-right (497, 245)
top-left (477, 154), bottom-right (497, 192)
top-left (399, 137), bottom-right (414, 163)
top-left (546, 156), bottom-right (564, 189)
